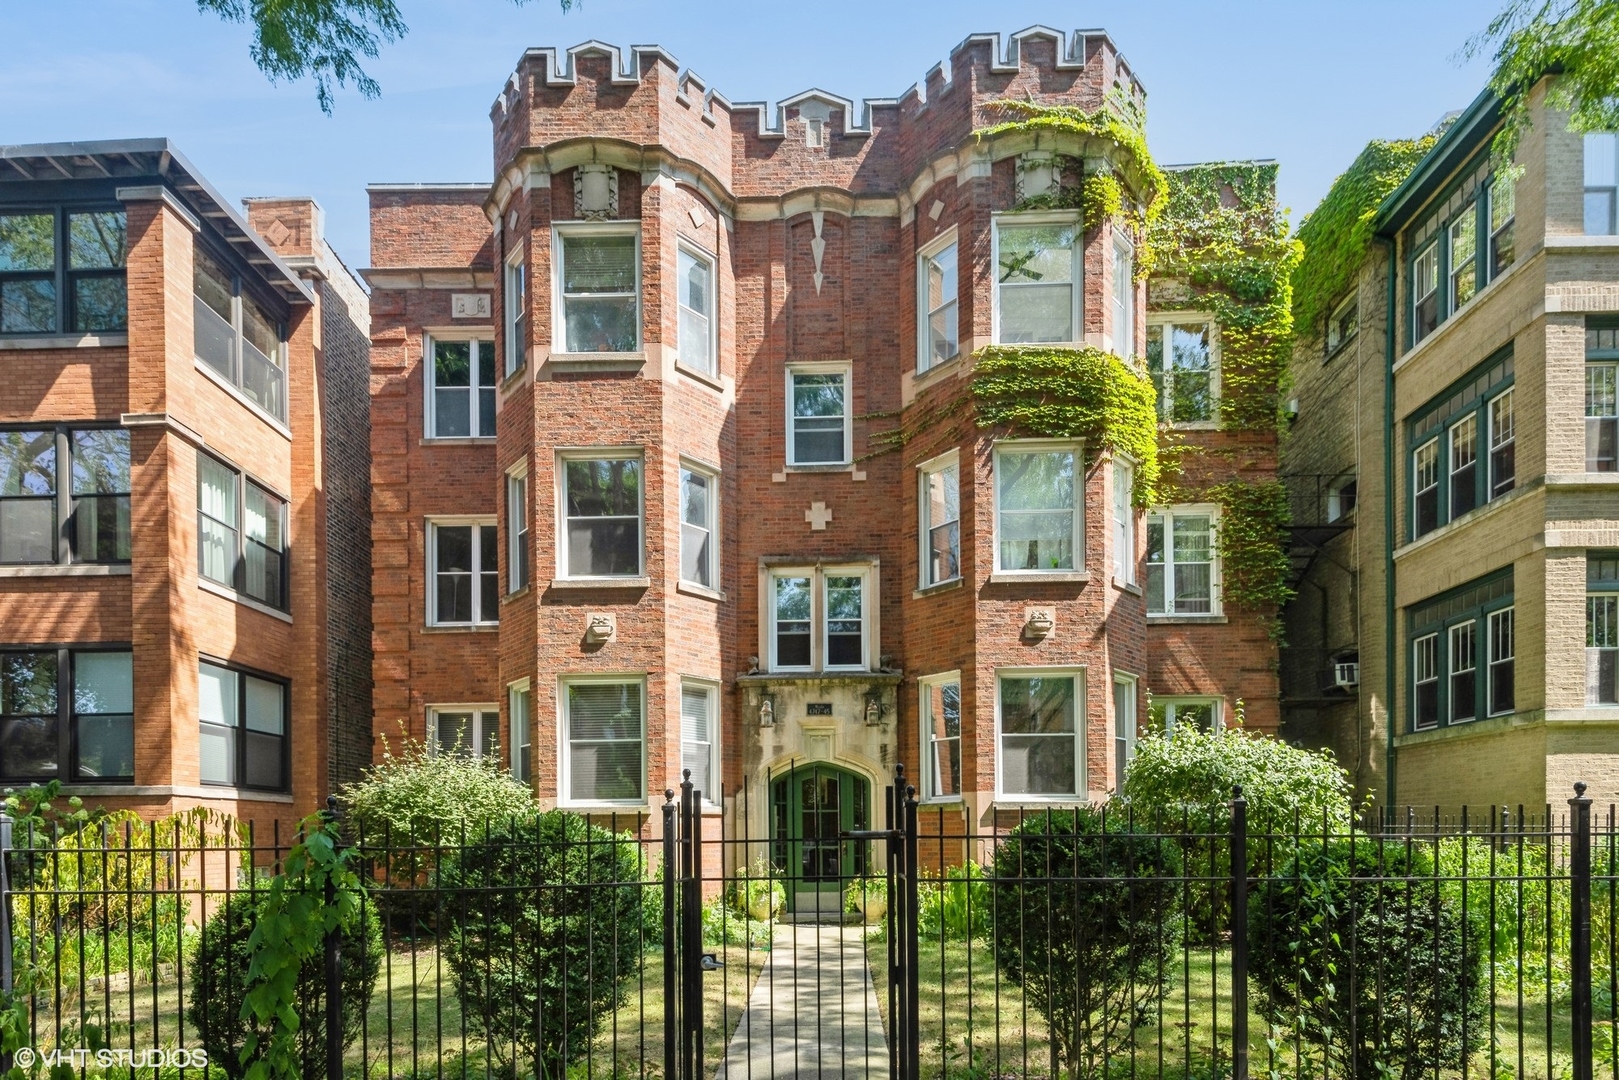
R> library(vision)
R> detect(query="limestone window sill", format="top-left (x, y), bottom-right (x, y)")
top-left (546, 352), bottom-right (646, 374)
top-left (549, 576), bottom-right (651, 590)
top-left (420, 623), bottom-right (499, 633)
top-left (62, 783), bottom-right (293, 804)
top-left (913, 577), bottom-right (964, 599)
top-left (198, 578), bottom-right (293, 623)
top-left (1146, 614), bottom-right (1228, 625)
top-left (986, 571), bottom-right (1089, 585)
top-left (420, 436), bottom-right (496, 447)
top-left (674, 361), bottom-right (725, 392)
top-left (676, 581), bottom-right (726, 602)
top-left (0, 332), bottom-right (128, 350)
top-left (0, 563), bottom-right (130, 578)
top-left (1113, 577), bottom-right (1142, 596)
top-left (502, 584), bottom-right (532, 604)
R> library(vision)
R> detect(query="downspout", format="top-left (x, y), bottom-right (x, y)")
top-left (1380, 235), bottom-right (1398, 815)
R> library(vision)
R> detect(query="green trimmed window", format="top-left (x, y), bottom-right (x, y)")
top-left (1587, 553), bottom-right (1619, 705)
top-left (1407, 348), bottom-right (1514, 541)
top-left (1586, 319), bottom-right (1619, 471)
top-left (1408, 569), bottom-right (1514, 731)
top-left (1405, 157), bottom-right (1514, 349)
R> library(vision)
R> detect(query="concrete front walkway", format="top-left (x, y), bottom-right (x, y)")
top-left (715, 923), bottom-right (890, 1079)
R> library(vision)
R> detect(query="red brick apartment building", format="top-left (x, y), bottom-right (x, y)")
top-left (366, 27), bottom-right (1279, 888)
top-left (0, 140), bottom-right (372, 831)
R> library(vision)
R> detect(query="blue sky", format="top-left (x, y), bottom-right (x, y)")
top-left (1, 0), bottom-right (1498, 270)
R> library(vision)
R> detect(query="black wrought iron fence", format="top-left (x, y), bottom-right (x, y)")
top-left (0, 776), bottom-right (1610, 1080)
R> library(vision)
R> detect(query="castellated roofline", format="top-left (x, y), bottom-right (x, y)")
top-left (490, 26), bottom-right (1146, 132)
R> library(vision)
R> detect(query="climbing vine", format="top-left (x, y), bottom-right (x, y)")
top-left (240, 808), bottom-right (364, 1080)
top-left (1207, 480), bottom-right (1294, 638)
top-left (1291, 136), bottom-right (1437, 340)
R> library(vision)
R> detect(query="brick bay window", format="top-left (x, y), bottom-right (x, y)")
top-left (560, 676), bottom-right (645, 806)
top-left (994, 216), bottom-right (1080, 344)
top-left (1588, 321), bottom-right (1619, 471)
top-left (198, 451), bottom-right (288, 611)
top-left (0, 426), bottom-right (130, 566)
top-left (504, 249), bottom-right (526, 376)
top-left (1406, 569), bottom-right (1513, 732)
top-left (554, 224), bottom-right (639, 354)
top-left (767, 565), bottom-right (875, 672)
top-left (1146, 318), bottom-right (1216, 424)
top-left (1146, 506), bottom-right (1219, 616)
top-left (559, 453), bottom-right (642, 579)
top-left (993, 442), bottom-right (1081, 575)
top-left (919, 672), bottom-right (962, 802)
top-left (917, 231), bottom-right (958, 371)
top-left (193, 244), bottom-right (287, 422)
top-left (0, 207), bottom-right (126, 336)
top-left (919, 452), bottom-right (960, 588)
top-left (198, 660), bottom-right (288, 792)
top-left (679, 462), bottom-right (718, 591)
top-left (428, 705), bottom-right (498, 759)
top-left (506, 465), bottom-right (529, 593)
top-left (1407, 348), bottom-right (1514, 539)
top-left (680, 680), bottom-right (720, 802)
top-left (677, 246), bottom-right (716, 376)
top-left (0, 648), bottom-right (133, 782)
top-left (427, 338), bottom-right (495, 439)
top-left (786, 365), bottom-right (850, 466)
top-left (427, 519), bottom-right (498, 626)
top-left (996, 669), bottom-right (1083, 800)
top-left (1587, 553), bottom-right (1619, 705)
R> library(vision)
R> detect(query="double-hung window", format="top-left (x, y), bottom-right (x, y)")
top-left (1406, 161), bottom-right (1517, 347)
top-left (786, 366), bottom-right (850, 466)
top-left (1407, 569), bottom-right (1513, 731)
top-left (994, 217), bottom-right (1080, 344)
top-left (1586, 133), bottom-right (1619, 236)
top-left (1113, 458), bottom-right (1136, 585)
top-left (920, 672), bottom-right (962, 802)
top-left (428, 339), bottom-right (495, 438)
top-left (1448, 207), bottom-right (1477, 310)
top-left (994, 443), bottom-right (1080, 573)
top-left (198, 452), bottom-right (288, 610)
top-left (1146, 319), bottom-right (1216, 424)
top-left (504, 249), bottom-right (526, 376)
top-left (428, 519), bottom-right (498, 626)
top-left (1488, 176), bottom-right (1516, 277)
top-left (560, 454), bottom-right (642, 578)
top-left (1449, 415), bottom-right (1478, 520)
top-left (0, 426), bottom-right (130, 566)
top-left (767, 565), bottom-right (874, 672)
top-left (919, 454), bottom-right (960, 587)
top-left (508, 682), bottom-right (532, 782)
top-left (506, 466), bottom-right (529, 593)
top-left (1112, 674), bottom-right (1137, 788)
top-left (1146, 507), bottom-right (1218, 616)
top-left (1408, 349), bottom-right (1514, 539)
top-left (1326, 293), bottom-right (1359, 357)
top-left (555, 225), bottom-right (640, 353)
top-left (1149, 696), bottom-right (1220, 735)
top-left (0, 648), bottom-right (133, 782)
top-left (199, 660), bottom-right (288, 791)
top-left (1588, 554), bottom-right (1619, 705)
top-left (680, 680), bottom-right (720, 802)
top-left (0, 207), bottom-right (127, 336)
top-left (1413, 439), bottom-right (1441, 536)
top-left (1489, 390), bottom-right (1516, 498)
top-left (919, 235), bottom-right (958, 370)
top-left (1111, 237), bottom-right (1134, 356)
top-left (193, 245), bottom-right (287, 422)
top-left (677, 248), bottom-right (715, 375)
top-left (679, 463), bottom-right (718, 590)
top-left (997, 669), bottom-right (1082, 799)
top-left (429, 706), bottom-right (497, 760)
top-left (1589, 322), bottom-right (1619, 471)
top-left (561, 676), bottom-right (645, 806)
top-left (1412, 241), bottom-right (1440, 344)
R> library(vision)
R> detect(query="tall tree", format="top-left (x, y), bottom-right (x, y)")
top-left (196, 0), bottom-right (571, 114)
top-left (1469, 0), bottom-right (1619, 164)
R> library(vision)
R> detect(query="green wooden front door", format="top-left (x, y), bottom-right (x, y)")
top-left (770, 765), bottom-right (870, 914)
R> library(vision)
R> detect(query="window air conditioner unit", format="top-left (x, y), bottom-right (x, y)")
top-left (1334, 662), bottom-right (1360, 689)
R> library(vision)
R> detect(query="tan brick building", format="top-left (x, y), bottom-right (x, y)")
top-left (366, 28), bottom-right (1279, 904)
top-left (1282, 81), bottom-right (1619, 811)
top-left (0, 140), bottom-right (372, 830)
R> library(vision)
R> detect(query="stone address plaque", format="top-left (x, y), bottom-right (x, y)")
top-left (805, 702), bottom-right (833, 716)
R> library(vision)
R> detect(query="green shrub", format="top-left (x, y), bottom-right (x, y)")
top-left (436, 811), bottom-right (645, 1077)
top-left (731, 861), bottom-right (786, 921)
top-left (341, 734), bottom-right (535, 846)
top-left (918, 862), bottom-right (991, 941)
top-left (1248, 835), bottom-right (1489, 1079)
top-left (187, 890), bottom-right (383, 1079)
top-left (990, 807), bottom-right (1183, 1080)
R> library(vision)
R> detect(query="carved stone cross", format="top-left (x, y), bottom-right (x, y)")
top-left (805, 501), bottom-right (833, 530)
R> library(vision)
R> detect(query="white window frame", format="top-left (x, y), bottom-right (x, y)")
top-left (551, 221), bottom-right (642, 354)
top-left (1152, 695), bottom-right (1223, 734)
top-left (1448, 206), bottom-right (1478, 311)
top-left (678, 459), bottom-right (719, 591)
top-left (1112, 455), bottom-right (1136, 585)
top-left (918, 450), bottom-right (961, 589)
top-left (991, 439), bottom-right (1084, 577)
top-left (785, 363), bottom-right (852, 467)
top-left (504, 248), bottom-right (526, 376)
top-left (1488, 606), bottom-right (1515, 717)
top-left (1146, 314), bottom-right (1219, 428)
top-left (426, 517), bottom-right (499, 627)
top-left (1326, 292), bottom-right (1358, 355)
top-left (676, 243), bottom-right (717, 375)
top-left (428, 704), bottom-right (499, 760)
top-left (919, 670), bottom-right (963, 803)
top-left (765, 563), bottom-right (878, 673)
top-left (994, 666), bottom-right (1086, 802)
top-left (991, 211), bottom-right (1083, 346)
top-left (506, 464), bottom-right (528, 593)
top-left (679, 677), bottom-right (722, 807)
top-left (1112, 673), bottom-right (1138, 790)
top-left (1489, 389), bottom-right (1515, 499)
top-left (1111, 234), bottom-right (1134, 358)
top-left (1413, 632), bottom-right (1441, 731)
top-left (508, 680), bottom-right (532, 783)
top-left (558, 673), bottom-right (647, 809)
top-left (556, 448), bottom-right (644, 580)
top-left (1449, 619), bottom-right (1478, 723)
top-left (917, 229), bottom-right (960, 372)
top-left (1146, 504), bottom-right (1222, 618)
top-left (424, 335), bottom-right (496, 440)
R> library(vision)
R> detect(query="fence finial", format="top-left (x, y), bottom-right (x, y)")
top-left (1575, 781), bottom-right (1589, 799)
top-left (664, 788), bottom-right (676, 804)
